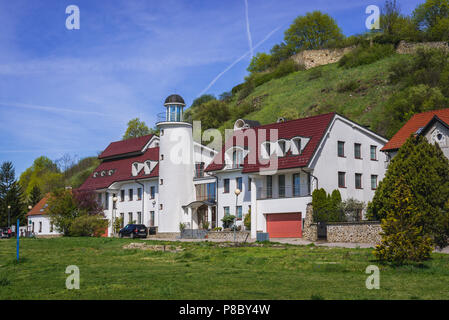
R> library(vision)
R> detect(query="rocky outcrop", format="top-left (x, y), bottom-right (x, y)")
top-left (291, 47), bottom-right (355, 70)
top-left (396, 40), bottom-right (449, 54)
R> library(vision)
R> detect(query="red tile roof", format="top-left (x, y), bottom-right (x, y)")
top-left (98, 134), bottom-right (154, 159)
top-left (381, 108), bottom-right (449, 151)
top-left (205, 113), bottom-right (335, 173)
top-left (79, 147), bottom-right (159, 191)
top-left (26, 194), bottom-right (51, 217)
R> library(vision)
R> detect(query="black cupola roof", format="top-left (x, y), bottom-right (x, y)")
top-left (164, 94), bottom-right (185, 105)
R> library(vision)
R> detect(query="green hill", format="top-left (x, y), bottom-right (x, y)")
top-left (217, 53), bottom-right (410, 137)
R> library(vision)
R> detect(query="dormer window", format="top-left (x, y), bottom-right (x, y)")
top-left (100, 171), bottom-right (106, 177)
top-left (279, 141), bottom-right (285, 155)
top-left (261, 142), bottom-right (272, 158)
top-left (276, 139), bottom-right (290, 156)
top-left (291, 137), bottom-right (309, 155)
top-left (108, 169), bottom-right (115, 176)
top-left (232, 149), bottom-right (244, 168)
top-left (93, 172), bottom-right (98, 178)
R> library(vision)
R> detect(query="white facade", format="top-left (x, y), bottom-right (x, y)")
top-left (207, 114), bottom-right (387, 239)
top-left (27, 215), bottom-right (59, 236)
top-left (84, 96), bottom-right (387, 240)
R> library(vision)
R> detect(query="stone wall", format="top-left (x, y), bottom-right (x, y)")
top-left (207, 231), bottom-right (250, 242)
top-left (288, 41), bottom-right (449, 71)
top-left (326, 221), bottom-right (382, 244)
top-left (148, 232), bottom-right (180, 240)
top-left (302, 203), bottom-right (317, 241)
top-left (396, 40), bottom-right (449, 54)
top-left (291, 47), bottom-right (355, 70)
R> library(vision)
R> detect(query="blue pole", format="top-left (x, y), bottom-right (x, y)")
top-left (16, 219), bottom-right (19, 262)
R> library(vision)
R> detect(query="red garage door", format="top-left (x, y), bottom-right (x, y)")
top-left (266, 213), bottom-right (302, 238)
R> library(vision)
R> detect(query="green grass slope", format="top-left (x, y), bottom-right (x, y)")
top-left (220, 54), bottom-right (411, 137)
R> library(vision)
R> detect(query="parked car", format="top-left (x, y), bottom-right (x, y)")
top-left (119, 224), bottom-right (147, 238)
top-left (0, 228), bottom-right (12, 239)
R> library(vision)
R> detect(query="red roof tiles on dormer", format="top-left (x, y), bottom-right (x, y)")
top-left (205, 113), bottom-right (335, 173)
top-left (79, 147), bottom-right (159, 191)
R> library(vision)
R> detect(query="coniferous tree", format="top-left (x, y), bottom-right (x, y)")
top-left (29, 185), bottom-right (42, 207)
top-left (0, 161), bottom-right (26, 226)
top-left (374, 178), bottom-right (434, 263)
top-left (368, 135), bottom-right (449, 248)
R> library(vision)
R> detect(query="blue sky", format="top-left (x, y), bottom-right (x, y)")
top-left (0, 0), bottom-right (423, 177)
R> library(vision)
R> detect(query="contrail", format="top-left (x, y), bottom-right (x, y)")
top-left (244, 0), bottom-right (253, 59)
top-left (0, 101), bottom-right (111, 117)
top-left (198, 26), bottom-right (281, 96)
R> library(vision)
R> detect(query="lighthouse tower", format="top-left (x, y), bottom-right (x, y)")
top-left (156, 94), bottom-right (194, 233)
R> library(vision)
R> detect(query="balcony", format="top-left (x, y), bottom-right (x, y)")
top-left (195, 194), bottom-right (216, 202)
top-left (257, 185), bottom-right (310, 200)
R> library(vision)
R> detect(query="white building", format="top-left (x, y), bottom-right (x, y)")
top-left (26, 194), bottom-right (61, 236)
top-left (205, 113), bottom-right (388, 238)
top-left (79, 94), bottom-right (388, 239)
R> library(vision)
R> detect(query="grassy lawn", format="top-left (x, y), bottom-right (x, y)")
top-left (1, 237), bottom-right (448, 300)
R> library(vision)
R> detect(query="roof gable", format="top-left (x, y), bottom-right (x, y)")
top-left (382, 109), bottom-right (449, 151)
top-left (26, 194), bottom-right (51, 217)
top-left (98, 134), bottom-right (154, 160)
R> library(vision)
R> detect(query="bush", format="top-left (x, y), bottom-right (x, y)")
top-left (244, 210), bottom-right (251, 230)
top-left (231, 83), bottom-right (245, 96)
top-left (70, 214), bottom-right (108, 237)
top-left (179, 223), bottom-right (186, 232)
top-left (252, 72), bottom-right (275, 87)
top-left (312, 188), bottom-right (345, 222)
top-left (338, 44), bottom-right (395, 69)
top-left (272, 59), bottom-right (303, 79)
top-left (247, 52), bottom-right (274, 73)
top-left (339, 198), bottom-right (365, 221)
top-left (336, 79), bottom-right (360, 92)
top-left (237, 80), bottom-right (255, 101)
top-left (221, 215), bottom-right (236, 228)
top-left (113, 216), bottom-right (123, 234)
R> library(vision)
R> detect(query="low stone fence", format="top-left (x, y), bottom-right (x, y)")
top-left (207, 231), bottom-right (250, 242)
top-left (148, 232), bottom-right (180, 240)
top-left (181, 229), bottom-right (208, 239)
top-left (327, 221), bottom-right (381, 244)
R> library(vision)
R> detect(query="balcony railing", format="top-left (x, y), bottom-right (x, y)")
top-left (257, 185), bottom-right (311, 200)
top-left (224, 162), bottom-right (244, 170)
top-left (196, 194), bottom-right (216, 202)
